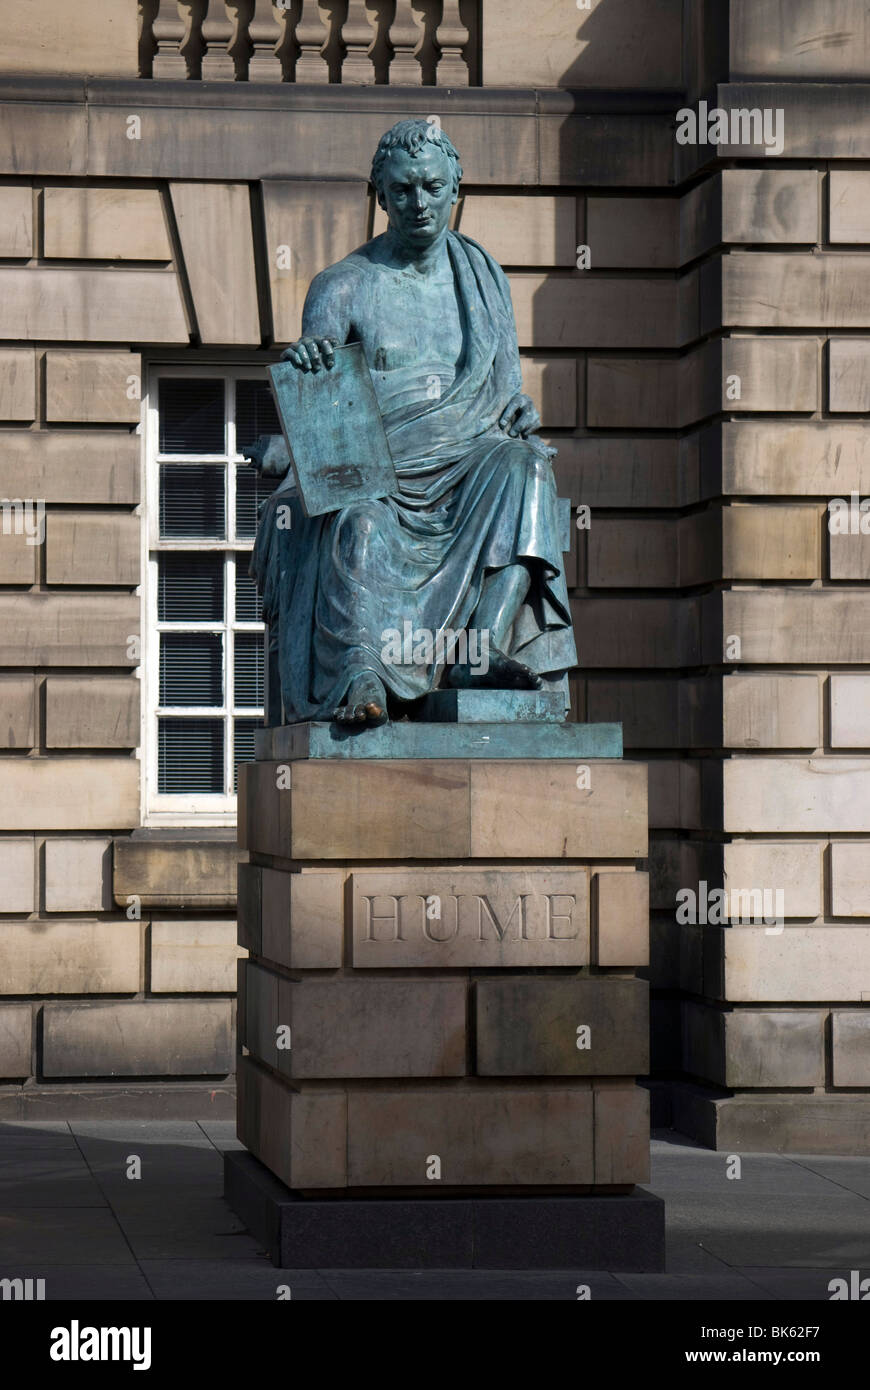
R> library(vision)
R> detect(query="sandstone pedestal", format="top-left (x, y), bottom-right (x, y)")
top-left (226, 715), bottom-right (663, 1269)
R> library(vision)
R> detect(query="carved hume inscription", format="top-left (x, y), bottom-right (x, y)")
top-left (350, 870), bottom-right (589, 967)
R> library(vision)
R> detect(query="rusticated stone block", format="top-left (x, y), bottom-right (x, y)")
top-left (588, 517), bottom-right (677, 587)
top-left (43, 999), bottom-right (232, 1077)
top-left (0, 267), bottom-right (188, 342)
top-left (829, 339), bottom-right (870, 412)
top-left (0, 593), bottom-right (139, 666)
top-left (831, 842), bottom-right (870, 915)
top-left (721, 338), bottom-right (819, 414)
top-left (170, 183), bottom-right (260, 344)
top-left (722, 674), bottom-right (820, 749)
top-left (706, 926), bottom-right (870, 1003)
top-left (474, 977), bottom-right (648, 1075)
top-left (510, 275), bottom-right (679, 350)
top-left (724, 840), bottom-right (823, 919)
top-left (0, 838), bottom-right (35, 912)
top-left (593, 870), bottom-right (649, 966)
top-left (459, 195), bottom-right (577, 266)
top-left (45, 677), bottom-right (139, 748)
top-left (520, 357), bottom-right (578, 427)
top-left (346, 1084), bottom-right (595, 1187)
top-left (722, 254), bottom-right (870, 328)
top-left (0, 676), bottom-right (35, 749)
top-left (44, 838), bottom-right (110, 912)
top-left (45, 512), bottom-right (140, 586)
top-left (730, 1), bottom-right (870, 79)
top-left (43, 187), bottom-right (171, 261)
top-left (151, 920), bottom-right (245, 993)
top-left (237, 1055), bottom-right (347, 1190)
top-left (575, 596), bottom-right (700, 667)
top-left (720, 169), bottom-right (819, 244)
top-left (0, 921), bottom-right (139, 994)
top-left (45, 351), bottom-right (141, 424)
top-left (721, 421), bottom-right (870, 496)
top-left (830, 170), bottom-right (870, 242)
top-left (0, 531), bottom-right (37, 584)
top-left (682, 1002), bottom-right (826, 1087)
top-left (832, 673), bottom-right (870, 747)
top-left (720, 590), bottom-right (870, 665)
top-left (0, 758), bottom-right (138, 830)
top-left (263, 180), bottom-right (368, 342)
top-left (724, 758), bottom-right (870, 833)
top-left (351, 868), bottom-right (588, 968)
top-left (722, 504), bottom-right (820, 580)
top-left (241, 966), bottom-right (467, 1078)
top-left (586, 197), bottom-right (676, 268)
top-left (593, 1080), bottom-right (649, 1184)
top-left (0, 1004), bottom-right (31, 1079)
top-left (0, 348), bottom-right (36, 420)
top-left (0, 186), bottom-right (32, 257)
top-left (113, 837), bottom-right (242, 909)
top-left (830, 532), bottom-right (870, 581)
top-left (0, 431), bottom-right (139, 504)
top-left (832, 1012), bottom-right (870, 1086)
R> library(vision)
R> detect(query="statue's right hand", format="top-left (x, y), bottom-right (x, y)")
top-left (280, 338), bottom-right (336, 373)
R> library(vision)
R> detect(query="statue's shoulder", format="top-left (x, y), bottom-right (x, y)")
top-left (306, 241), bottom-right (383, 299)
top-left (450, 230), bottom-right (509, 282)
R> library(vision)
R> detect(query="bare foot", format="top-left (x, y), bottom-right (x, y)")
top-left (447, 645), bottom-right (543, 691)
top-left (333, 672), bottom-right (389, 725)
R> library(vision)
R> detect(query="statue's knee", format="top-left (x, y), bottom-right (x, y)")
top-left (504, 440), bottom-right (545, 486)
top-left (338, 501), bottom-right (380, 568)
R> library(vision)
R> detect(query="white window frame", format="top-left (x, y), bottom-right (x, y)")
top-left (142, 361), bottom-right (276, 826)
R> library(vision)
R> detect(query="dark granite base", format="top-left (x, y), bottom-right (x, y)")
top-left (225, 1150), bottom-right (666, 1270)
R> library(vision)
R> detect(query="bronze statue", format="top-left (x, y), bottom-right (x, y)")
top-left (248, 119), bottom-right (576, 726)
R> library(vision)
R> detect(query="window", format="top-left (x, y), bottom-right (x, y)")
top-left (144, 367), bottom-right (280, 822)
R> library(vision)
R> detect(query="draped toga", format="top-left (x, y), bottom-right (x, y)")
top-left (251, 230), bottom-right (577, 722)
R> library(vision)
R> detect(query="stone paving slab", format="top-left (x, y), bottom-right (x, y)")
top-left (139, 1260), bottom-right (337, 1301)
top-left (316, 1269), bottom-right (638, 1300)
top-left (1, 1123), bottom-right (869, 1298)
top-left (0, 1156), bottom-right (108, 1208)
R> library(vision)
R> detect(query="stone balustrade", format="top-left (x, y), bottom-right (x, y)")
top-left (139, 0), bottom-right (478, 85)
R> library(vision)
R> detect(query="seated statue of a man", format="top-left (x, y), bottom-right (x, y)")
top-left (249, 118), bottom-right (577, 726)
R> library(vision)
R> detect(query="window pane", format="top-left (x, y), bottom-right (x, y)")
top-left (159, 378), bottom-right (224, 454)
top-left (236, 379), bottom-right (280, 450)
top-left (159, 718), bottom-right (224, 793)
top-left (233, 718), bottom-right (260, 791)
top-left (234, 559), bottom-right (262, 622)
top-left (160, 632), bottom-right (223, 707)
top-left (160, 464), bottom-right (226, 539)
top-left (158, 553), bottom-right (224, 622)
top-left (235, 466), bottom-right (279, 540)
top-left (234, 633), bottom-right (264, 708)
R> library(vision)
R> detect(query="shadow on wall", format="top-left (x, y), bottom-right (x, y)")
top-left (484, 0), bottom-right (683, 91)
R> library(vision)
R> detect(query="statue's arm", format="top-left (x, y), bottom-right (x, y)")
top-left (243, 266), bottom-right (358, 477)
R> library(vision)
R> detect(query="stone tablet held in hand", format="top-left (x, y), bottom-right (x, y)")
top-left (268, 344), bottom-right (397, 517)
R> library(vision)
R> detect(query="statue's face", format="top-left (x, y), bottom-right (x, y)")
top-left (378, 143), bottom-right (457, 248)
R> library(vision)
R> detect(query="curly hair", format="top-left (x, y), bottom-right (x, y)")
top-left (369, 118), bottom-right (463, 198)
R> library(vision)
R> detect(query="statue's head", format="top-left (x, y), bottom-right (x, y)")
top-left (370, 119), bottom-right (462, 249)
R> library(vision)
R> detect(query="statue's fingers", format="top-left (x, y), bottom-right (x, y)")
top-left (305, 340), bottom-right (323, 372)
top-left (321, 339), bottom-right (336, 368)
top-left (294, 345), bottom-right (311, 370)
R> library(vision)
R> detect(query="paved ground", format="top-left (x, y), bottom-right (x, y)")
top-left (1, 1120), bottom-right (869, 1300)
